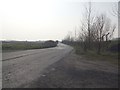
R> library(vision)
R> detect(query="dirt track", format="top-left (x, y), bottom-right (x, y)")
top-left (23, 52), bottom-right (118, 88)
top-left (2, 43), bottom-right (73, 88)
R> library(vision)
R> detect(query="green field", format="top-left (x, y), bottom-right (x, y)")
top-left (2, 40), bottom-right (58, 53)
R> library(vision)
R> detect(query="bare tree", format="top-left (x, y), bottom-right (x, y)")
top-left (77, 2), bottom-right (96, 51)
top-left (85, 2), bottom-right (92, 49)
top-left (93, 14), bottom-right (116, 54)
top-left (78, 21), bottom-right (89, 52)
top-left (96, 15), bottom-right (106, 54)
top-left (83, 2), bottom-right (96, 49)
top-left (64, 34), bottom-right (71, 41)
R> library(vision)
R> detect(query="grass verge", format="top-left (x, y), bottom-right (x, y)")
top-left (73, 45), bottom-right (118, 66)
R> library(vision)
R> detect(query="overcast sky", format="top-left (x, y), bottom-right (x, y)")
top-left (0, 0), bottom-right (118, 41)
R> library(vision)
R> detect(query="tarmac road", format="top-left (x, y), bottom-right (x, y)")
top-left (2, 43), bottom-right (73, 88)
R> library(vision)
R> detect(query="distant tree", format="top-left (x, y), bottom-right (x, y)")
top-left (64, 31), bottom-right (74, 42)
top-left (64, 34), bottom-right (71, 42)
top-left (56, 40), bottom-right (59, 44)
top-left (84, 2), bottom-right (95, 49)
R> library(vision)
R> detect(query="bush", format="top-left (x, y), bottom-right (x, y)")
top-left (43, 40), bottom-right (57, 48)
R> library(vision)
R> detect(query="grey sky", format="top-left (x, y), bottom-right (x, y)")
top-left (0, 0), bottom-right (118, 41)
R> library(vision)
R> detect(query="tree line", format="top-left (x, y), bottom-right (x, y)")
top-left (62, 2), bottom-right (118, 54)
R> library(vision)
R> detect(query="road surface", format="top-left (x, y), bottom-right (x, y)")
top-left (2, 43), bottom-right (73, 88)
